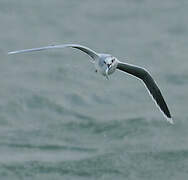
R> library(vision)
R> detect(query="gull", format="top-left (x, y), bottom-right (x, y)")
top-left (8, 44), bottom-right (173, 124)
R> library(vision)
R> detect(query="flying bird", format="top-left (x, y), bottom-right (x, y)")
top-left (8, 44), bottom-right (173, 124)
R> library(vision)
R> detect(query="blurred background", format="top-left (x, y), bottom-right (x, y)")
top-left (0, 0), bottom-right (188, 179)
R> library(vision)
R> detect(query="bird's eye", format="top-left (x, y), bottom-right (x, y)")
top-left (112, 59), bottom-right (115, 63)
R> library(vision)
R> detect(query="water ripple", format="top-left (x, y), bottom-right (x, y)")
top-left (1, 150), bottom-right (188, 179)
top-left (1, 143), bottom-right (97, 153)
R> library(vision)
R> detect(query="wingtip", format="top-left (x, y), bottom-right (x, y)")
top-left (8, 51), bottom-right (15, 55)
top-left (166, 117), bottom-right (174, 124)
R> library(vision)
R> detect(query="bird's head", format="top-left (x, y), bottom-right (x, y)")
top-left (103, 56), bottom-right (118, 76)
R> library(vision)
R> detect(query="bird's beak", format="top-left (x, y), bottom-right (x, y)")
top-left (107, 64), bottom-right (111, 69)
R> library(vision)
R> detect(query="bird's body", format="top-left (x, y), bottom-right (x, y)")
top-left (8, 44), bottom-right (173, 124)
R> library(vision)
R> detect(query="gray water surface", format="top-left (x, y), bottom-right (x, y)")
top-left (1, 0), bottom-right (188, 179)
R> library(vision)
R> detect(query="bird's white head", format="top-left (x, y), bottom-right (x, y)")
top-left (103, 56), bottom-right (119, 76)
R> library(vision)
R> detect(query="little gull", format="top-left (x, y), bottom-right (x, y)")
top-left (8, 44), bottom-right (173, 124)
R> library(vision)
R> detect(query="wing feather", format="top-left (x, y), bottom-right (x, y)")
top-left (117, 62), bottom-right (173, 123)
top-left (8, 44), bottom-right (99, 61)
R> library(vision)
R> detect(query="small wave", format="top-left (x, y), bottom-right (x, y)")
top-left (1, 149), bottom-right (188, 179)
top-left (1, 143), bottom-right (97, 153)
top-left (64, 117), bottom-right (148, 139)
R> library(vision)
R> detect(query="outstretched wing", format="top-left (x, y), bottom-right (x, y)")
top-left (117, 62), bottom-right (173, 124)
top-left (8, 44), bottom-right (99, 61)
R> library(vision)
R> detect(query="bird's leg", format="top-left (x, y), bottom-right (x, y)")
top-left (105, 68), bottom-right (109, 80)
top-left (105, 75), bottom-right (109, 80)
